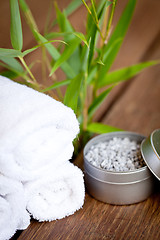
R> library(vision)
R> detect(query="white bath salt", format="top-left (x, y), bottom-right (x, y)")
top-left (85, 137), bottom-right (146, 171)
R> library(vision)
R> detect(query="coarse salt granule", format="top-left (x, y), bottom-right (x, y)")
top-left (85, 137), bottom-right (146, 172)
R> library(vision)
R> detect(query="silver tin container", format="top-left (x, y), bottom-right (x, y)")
top-left (84, 131), bottom-right (157, 205)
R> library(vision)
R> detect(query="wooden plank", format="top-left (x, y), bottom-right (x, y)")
top-left (9, 1), bottom-right (160, 239)
top-left (94, 0), bottom-right (160, 121)
top-left (17, 33), bottom-right (160, 240)
top-left (0, 0), bottom-right (71, 49)
top-left (102, 30), bottom-right (160, 136)
top-left (16, 191), bottom-right (160, 240)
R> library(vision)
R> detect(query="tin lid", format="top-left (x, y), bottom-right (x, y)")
top-left (141, 129), bottom-right (160, 181)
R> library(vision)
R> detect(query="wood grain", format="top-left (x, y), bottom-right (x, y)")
top-left (4, 0), bottom-right (160, 239)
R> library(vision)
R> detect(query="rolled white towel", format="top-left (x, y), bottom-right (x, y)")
top-left (0, 76), bottom-right (79, 181)
top-left (24, 161), bottom-right (85, 221)
top-left (0, 175), bottom-right (30, 240)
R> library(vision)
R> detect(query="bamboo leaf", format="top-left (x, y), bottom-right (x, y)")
top-left (45, 32), bottom-right (67, 39)
top-left (87, 0), bottom-right (108, 69)
top-left (64, 73), bottom-right (83, 113)
top-left (22, 39), bottom-right (67, 57)
top-left (34, 31), bottom-right (76, 78)
top-left (97, 59), bottom-right (105, 65)
top-left (19, 0), bottom-right (39, 41)
top-left (45, 32), bottom-right (88, 46)
top-left (0, 56), bottom-right (23, 72)
top-left (73, 32), bottom-right (88, 47)
top-left (87, 66), bottom-right (97, 84)
top-left (54, 3), bottom-right (84, 74)
top-left (64, 0), bottom-right (82, 16)
top-left (0, 61), bottom-right (26, 80)
top-left (42, 79), bottom-right (70, 92)
top-left (55, 2), bottom-right (73, 33)
top-left (88, 86), bottom-right (113, 118)
top-left (87, 122), bottom-right (122, 134)
top-left (10, 0), bottom-right (23, 50)
top-left (98, 60), bottom-right (159, 88)
top-left (81, 39), bottom-right (90, 72)
top-left (51, 0), bottom-right (82, 28)
top-left (50, 37), bottom-right (81, 76)
top-left (106, 1), bottom-right (112, 8)
top-left (97, 38), bottom-right (122, 82)
top-left (0, 48), bottom-right (22, 57)
top-left (22, 46), bottom-right (39, 57)
top-left (0, 70), bottom-right (19, 79)
top-left (91, 0), bottom-right (98, 23)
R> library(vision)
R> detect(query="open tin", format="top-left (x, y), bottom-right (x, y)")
top-left (83, 130), bottom-right (160, 205)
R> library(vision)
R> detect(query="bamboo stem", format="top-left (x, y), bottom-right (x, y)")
top-left (82, 72), bottom-right (88, 131)
top-left (105, 0), bottom-right (117, 42)
top-left (82, 0), bottom-right (105, 41)
top-left (19, 56), bottom-right (37, 83)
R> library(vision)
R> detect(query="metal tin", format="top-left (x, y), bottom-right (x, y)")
top-left (83, 131), bottom-right (156, 205)
top-left (141, 129), bottom-right (160, 180)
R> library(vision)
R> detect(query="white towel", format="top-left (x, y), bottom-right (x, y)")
top-left (0, 175), bottom-right (30, 240)
top-left (0, 76), bottom-right (79, 181)
top-left (24, 161), bottom-right (85, 221)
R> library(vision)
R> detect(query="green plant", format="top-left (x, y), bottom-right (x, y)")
top-left (0, 0), bottom-right (158, 153)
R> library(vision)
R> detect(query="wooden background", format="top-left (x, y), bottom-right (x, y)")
top-left (0, 0), bottom-right (160, 239)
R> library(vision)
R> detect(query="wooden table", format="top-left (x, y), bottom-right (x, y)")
top-left (11, 0), bottom-right (160, 239)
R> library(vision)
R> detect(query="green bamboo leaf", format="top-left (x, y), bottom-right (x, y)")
top-left (19, 0), bottom-right (29, 12)
top-left (42, 79), bottom-right (70, 92)
top-left (0, 48), bottom-right (22, 58)
top-left (22, 46), bottom-right (39, 57)
top-left (97, 38), bottom-right (122, 82)
top-left (87, 122), bottom-right (122, 134)
top-left (73, 32), bottom-right (88, 47)
top-left (91, 0), bottom-right (98, 23)
top-left (34, 31), bottom-right (76, 78)
top-left (10, 0), bottom-right (23, 50)
top-left (87, 0), bottom-right (108, 69)
top-left (50, 37), bottom-right (81, 76)
top-left (55, 3), bottom-right (73, 32)
top-left (103, 0), bottom-right (136, 62)
top-left (81, 39), bottom-right (90, 72)
top-left (64, 73), bottom-right (83, 113)
top-left (45, 32), bottom-right (88, 42)
top-left (22, 39), bottom-right (67, 57)
top-left (64, 0), bottom-right (82, 16)
top-left (51, 0), bottom-right (82, 28)
top-left (87, 21), bottom-right (97, 69)
top-left (88, 86), bottom-right (113, 118)
top-left (87, 66), bottom-right (97, 84)
top-left (97, 59), bottom-right (105, 65)
top-left (0, 61), bottom-right (26, 80)
top-left (96, 0), bottom-right (135, 85)
top-left (0, 70), bottom-right (19, 79)
top-left (45, 32), bottom-right (67, 39)
top-left (54, 3), bottom-right (83, 74)
top-left (0, 56), bottom-right (23, 72)
top-left (98, 61), bottom-right (159, 88)
top-left (106, 1), bottom-right (112, 8)
top-left (19, 0), bottom-right (39, 41)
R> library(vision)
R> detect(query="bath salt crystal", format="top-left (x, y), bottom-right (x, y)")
top-left (85, 137), bottom-right (146, 172)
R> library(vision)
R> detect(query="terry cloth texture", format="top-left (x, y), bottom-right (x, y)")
top-left (0, 76), bottom-right (85, 240)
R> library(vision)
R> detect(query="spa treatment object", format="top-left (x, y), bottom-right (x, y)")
top-left (84, 131), bottom-right (160, 205)
top-left (0, 175), bottom-right (30, 240)
top-left (0, 76), bottom-right (79, 181)
top-left (0, 76), bottom-right (85, 239)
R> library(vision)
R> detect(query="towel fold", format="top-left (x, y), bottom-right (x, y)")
top-left (0, 76), bottom-right (85, 238)
top-left (24, 161), bottom-right (85, 221)
top-left (0, 76), bottom-right (79, 181)
top-left (0, 175), bottom-right (30, 240)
